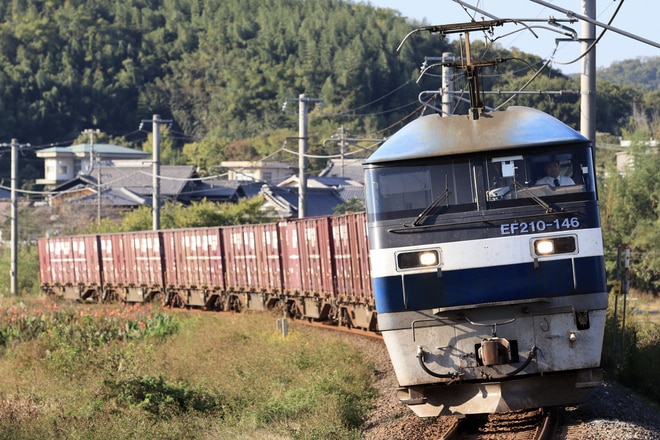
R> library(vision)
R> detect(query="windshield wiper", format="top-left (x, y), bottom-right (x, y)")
top-left (412, 185), bottom-right (452, 227)
top-left (513, 181), bottom-right (558, 213)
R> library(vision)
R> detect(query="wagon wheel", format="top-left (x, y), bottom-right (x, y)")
top-left (268, 297), bottom-right (285, 315)
top-left (169, 291), bottom-right (185, 309)
top-left (286, 300), bottom-right (302, 320)
top-left (102, 288), bottom-right (119, 303)
top-left (228, 295), bottom-right (242, 313)
top-left (151, 291), bottom-right (167, 307)
top-left (339, 308), bottom-right (353, 329)
top-left (91, 288), bottom-right (104, 304)
top-left (327, 304), bottom-right (340, 325)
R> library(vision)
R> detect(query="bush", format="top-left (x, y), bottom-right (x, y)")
top-left (103, 375), bottom-right (224, 418)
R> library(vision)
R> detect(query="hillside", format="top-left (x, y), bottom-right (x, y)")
top-left (0, 0), bottom-right (655, 181)
top-left (598, 56), bottom-right (660, 90)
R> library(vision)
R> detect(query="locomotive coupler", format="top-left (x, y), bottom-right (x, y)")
top-left (478, 337), bottom-right (512, 366)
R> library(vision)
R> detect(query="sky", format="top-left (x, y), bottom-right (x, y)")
top-left (363, 0), bottom-right (659, 75)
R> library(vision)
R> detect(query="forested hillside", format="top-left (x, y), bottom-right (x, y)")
top-left (0, 0), bottom-right (656, 179)
top-left (598, 56), bottom-right (660, 91)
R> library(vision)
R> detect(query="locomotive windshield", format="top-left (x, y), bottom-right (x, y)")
top-left (365, 145), bottom-right (596, 222)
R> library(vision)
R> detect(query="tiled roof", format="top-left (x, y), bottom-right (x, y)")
top-left (53, 165), bottom-right (198, 207)
top-left (260, 185), bottom-right (346, 218)
top-left (318, 158), bottom-right (366, 184)
top-left (336, 186), bottom-right (365, 203)
top-left (85, 165), bottom-right (196, 197)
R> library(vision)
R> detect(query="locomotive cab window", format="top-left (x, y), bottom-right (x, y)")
top-left (484, 147), bottom-right (595, 205)
top-left (365, 145), bottom-right (596, 222)
top-left (366, 161), bottom-right (476, 220)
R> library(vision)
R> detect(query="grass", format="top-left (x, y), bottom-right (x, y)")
top-left (603, 291), bottom-right (660, 405)
top-left (0, 298), bottom-right (377, 439)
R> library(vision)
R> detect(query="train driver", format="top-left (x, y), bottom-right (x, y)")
top-left (535, 160), bottom-right (575, 187)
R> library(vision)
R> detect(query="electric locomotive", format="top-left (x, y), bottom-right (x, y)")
top-left (363, 23), bottom-right (607, 417)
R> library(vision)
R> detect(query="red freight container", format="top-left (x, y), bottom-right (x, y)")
top-left (99, 233), bottom-right (124, 288)
top-left (288, 217), bottom-right (335, 297)
top-left (37, 238), bottom-right (54, 287)
top-left (70, 235), bottom-right (102, 288)
top-left (41, 236), bottom-right (76, 286)
top-left (256, 223), bottom-right (283, 292)
top-left (222, 223), bottom-right (282, 293)
top-left (37, 234), bottom-right (101, 300)
top-left (352, 212), bottom-right (374, 301)
top-left (330, 212), bottom-right (373, 301)
top-left (161, 227), bottom-right (225, 290)
top-left (123, 231), bottom-right (164, 288)
top-left (279, 220), bottom-right (302, 293)
top-left (99, 231), bottom-right (164, 289)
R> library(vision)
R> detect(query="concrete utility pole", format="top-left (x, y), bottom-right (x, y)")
top-left (1, 138), bottom-right (30, 295)
top-left (283, 94), bottom-right (323, 218)
top-left (82, 129), bottom-right (101, 225)
top-left (10, 139), bottom-right (18, 296)
top-left (442, 52), bottom-right (455, 117)
top-left (298, 94), bottom-right (322, 218)
top-left (141, 114), bottom-right (172, 230)
top-left (581, 0), bottom-right (596, 143)
top-left (152, 115), bottom-right (161, 230)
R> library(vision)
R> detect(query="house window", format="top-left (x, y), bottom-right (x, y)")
top-left (58, 165), bottom-right (68, 175)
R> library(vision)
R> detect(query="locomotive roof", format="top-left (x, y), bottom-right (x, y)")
top-left (364, 106), bottom-right (589, 165)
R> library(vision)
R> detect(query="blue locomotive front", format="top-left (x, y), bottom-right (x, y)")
top-left (364, 106), bottom-right (607, 416)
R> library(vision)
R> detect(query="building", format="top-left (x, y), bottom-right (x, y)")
top-left (36, 143), bottom-right (150, 187)
top-left (220, 160), bottom-right (296, 184)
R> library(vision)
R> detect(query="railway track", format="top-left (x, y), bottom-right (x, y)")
top-left (441, 408), bottom-right (558, 440)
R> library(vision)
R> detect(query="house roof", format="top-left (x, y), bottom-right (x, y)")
top-left (177, 179), bottom-right (243, 203)
top-left (336, 186), bottom-right (365, 203)
top-left (318, 158), bottom-right (366, 185)
top-left (259, 185), bottom-right (346, 218)
top-left (278, 175), bottom-right (362, 189)
top-left (37, 144), bottom-right (150, 159)
top-left (52, 165), bottom-right (197, 207)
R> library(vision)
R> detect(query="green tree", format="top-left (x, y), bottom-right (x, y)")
top-left (119, 197), bottom-right (275, 232)
top-left (333, 198), bottom-right (364, 214)
top-left (600, 133), bottom-right (660, 293)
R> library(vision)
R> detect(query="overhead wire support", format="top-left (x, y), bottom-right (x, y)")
top-left (530, 0), bottom-right (660, 50)
top-left (82, 129), bottom-right (102, 225)
top-left (322, 126), bottom-right (384, 177)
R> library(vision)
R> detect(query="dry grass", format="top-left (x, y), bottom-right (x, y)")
top-left (0, 301), bottom-right (376, 440)
top-left (625, 292), bottom-right (660, 326)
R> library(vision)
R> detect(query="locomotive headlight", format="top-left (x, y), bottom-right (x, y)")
top-left (397, 249), bottom-right (440, 270)
top-left (532, 235), bottom-right (577, 257)
top-left (419, 251), bottom-right (439, 266)
top-left (535, 239), bottom-right (555, 255)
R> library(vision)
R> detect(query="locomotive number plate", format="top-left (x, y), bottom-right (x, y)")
top-left (500, 217), bottom-right (581, 235)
